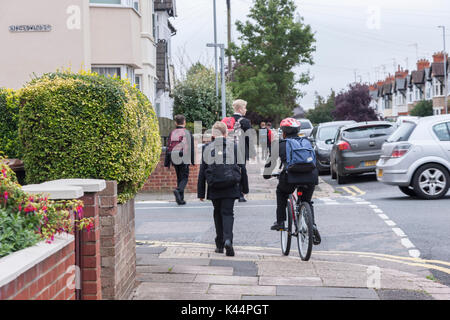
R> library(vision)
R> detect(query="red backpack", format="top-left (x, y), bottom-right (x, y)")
top-left (222, 117), bottom-right (236, 134)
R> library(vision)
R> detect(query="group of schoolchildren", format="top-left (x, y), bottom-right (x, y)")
top-left (164, 99), bottom-right (321, 257)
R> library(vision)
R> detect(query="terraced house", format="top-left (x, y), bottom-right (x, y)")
top-left (369, 52), bottom-right (449, 119)
top-left (0, 0), bottom-right (177, 115)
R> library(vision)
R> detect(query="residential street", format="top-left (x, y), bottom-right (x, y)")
top-left (322, 173), bottom-right (450, 286)
top-left (132, 162), bottom-right (450, 300)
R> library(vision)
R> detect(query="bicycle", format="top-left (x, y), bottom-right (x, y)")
top-left (272, 173), bottom-right (314, 261)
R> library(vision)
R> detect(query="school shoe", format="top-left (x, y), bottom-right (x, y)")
top-left (238, 196), bottom-right (247, 202)
top-left (173, 189), bottom-right (183, 205)
top-left (270, 221), bottom-right (285, 231)
top-left (215, 247), bottom-right (224, 254)
top-left (313, 225), bottom-right (321, 245)
top-left (224, 239), bottom-right (234, 256)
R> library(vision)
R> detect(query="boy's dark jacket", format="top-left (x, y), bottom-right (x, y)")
top-left (263, 133), bottom-right (319, 185)
top-left (197, 137), bottom-right (249, 200)
top-left (164, 126), bottom-right (195, 168)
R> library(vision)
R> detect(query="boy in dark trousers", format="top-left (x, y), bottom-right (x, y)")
top-left (198, 122), bottom-right (249, 256)
top-left (164, 115), bottom-right (194, 205)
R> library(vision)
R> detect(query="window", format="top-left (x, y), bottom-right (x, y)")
top-left (434, 108), bottom-right (442, 115)
top-left (388, 122), bottom-right (417, 142)
top-left (433, 122), bottom-right (450, 141)
top-left (434, 78), bottom-right (443, 96)
top-left (299, 120), bottom-right (312, 129)
top-left (318, 126), bottom-right (340, 141)
top-left (90, 0), bottom-right (121, 4)
top-left (343, 125), bottom-right (394, 140)
top-left (90, 0), bottom-right (139, 12)
top-left (92, 66), bottom-right (121, 78)
top-left (135, 75), bottom-right (142, 91)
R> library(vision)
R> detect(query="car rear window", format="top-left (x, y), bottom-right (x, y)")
top-left (433, 122), bottom-right (450, 141)
top-left (343, 125), bottom-right (394, 139)
top-left (387, 122), bottom-right (417, 142)
top-left (300, 121), bottom-right (312, 129)
top-left (318, 126), bottom-right (339, 141)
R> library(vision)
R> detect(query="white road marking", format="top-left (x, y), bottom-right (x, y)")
top-left (401, 238), bottom-right (415, 249)
top-left (384, 220), bottom-right (397, 227)
top-left (369, 205), bottom-right (378, 209)
top-left (356, 201), bottom-right (371, 205)
top-left (378, 214), bottom-right (389, 220)
top-left (409, 249), bottom-right (421, 258)
top-left (373, 209), bottom-right (384, 214)
top-left (392, 228), bottom-right (406, 237)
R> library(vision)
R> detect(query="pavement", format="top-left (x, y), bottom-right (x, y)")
top-left (132, 160), bottom-right (450, 300)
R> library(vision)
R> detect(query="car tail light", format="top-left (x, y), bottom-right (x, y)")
top-left (390, 144), bottom-right (411, 158)
top-left (337, 141), bottom-right (351, 151)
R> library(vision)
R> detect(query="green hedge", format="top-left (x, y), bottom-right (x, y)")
top-left (18, 71), bottom-right (161, 203)
top-left (0, 89), bottom-right (21, 159)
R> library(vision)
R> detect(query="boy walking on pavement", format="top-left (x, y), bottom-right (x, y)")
top-left (198, 122), bottom-right (249, 256)
top-left (164, 115), bottom-right (194, 205)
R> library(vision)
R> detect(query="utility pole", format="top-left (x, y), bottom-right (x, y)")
top-left (213, 0), bottom-right (219, 97)
top-left (207, 43), bottom-right (226, 118)
top-left (438, 26), bottom-right (448, 114)
top-left (226, 0), bottom-right (232, 75)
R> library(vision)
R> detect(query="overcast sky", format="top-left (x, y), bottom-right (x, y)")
top-left (171, 0), bottom-right (450, 110)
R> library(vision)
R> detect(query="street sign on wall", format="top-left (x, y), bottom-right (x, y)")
top-left (9, 25), bottom-right (52, 33)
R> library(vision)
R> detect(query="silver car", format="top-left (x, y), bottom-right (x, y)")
top-left (377, 115), bottom-right (450, 199)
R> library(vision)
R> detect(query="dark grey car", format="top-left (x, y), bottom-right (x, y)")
top-left (309, 121), bottom-right (356, 173)
top-left (330, 121), bottom-right (395, 184)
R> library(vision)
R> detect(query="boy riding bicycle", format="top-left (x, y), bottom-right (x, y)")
top-left (263, 118), bottom-right (321, 245)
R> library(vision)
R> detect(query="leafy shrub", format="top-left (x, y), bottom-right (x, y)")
top-left (0, 89), bottom-right (21, 159)
top-left (410, 100), bottom-right (433, 117)
top-left (18, 71), bottom-right (161, 203)
top-left (173, 63), bottom-right (234, 129)
top-left (0, 159), bottom-right (92, 258)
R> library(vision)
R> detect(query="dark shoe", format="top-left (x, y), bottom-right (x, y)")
top-left (224, 239), bottom-right (234, 256)
top-left (215, 247), bottom-right (224, 254)
top-left (238, 196), bottom-right (247, 202)
top-left (180, 200), bottom-right (186, 205)
top-left (173, 189), bottom-right (182, 205)
top-left (313, 225), bottom-right (321, 245)
top-left (270, 221), bottom-right (285, 231)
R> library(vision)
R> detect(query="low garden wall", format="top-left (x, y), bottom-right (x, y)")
top-left (0, 235), bottom-right (75, 300)
top-left (0, 178), bottom-right (137, 300)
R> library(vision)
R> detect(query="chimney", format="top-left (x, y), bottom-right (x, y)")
top-left (416, 59), bottom-right (430, 71)
top-left (385, 74), bottom-right (395, 83)
top-left (377, 80), bottom-right (385, 87)
top-left (395, 66), bottom-right (409, 79)
top-left (433, 51), bottom-right (448, 63)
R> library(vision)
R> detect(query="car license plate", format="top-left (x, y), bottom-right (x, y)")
top-left (298, 133), bottom-right (305, 137)
top-left (364, 160), bottom-right (378, 167)
top-left (377, 169), bottom-right (383, 177)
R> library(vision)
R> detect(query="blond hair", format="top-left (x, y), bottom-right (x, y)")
top-left (232, 99), bottom-right (247, 113)
top-left (212, 121), bottom-right (228, 137)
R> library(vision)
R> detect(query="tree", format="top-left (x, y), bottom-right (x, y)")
top-left (410, 100), bottom-right (433, 117)
top-left (229, 0), bottom-right (316, 123)
top-left (333, 83), bottom-right (378, 121)
top-left (172, 64), bottom-right (234, 129)
top-left (306, 90), bottom-right (336, 125)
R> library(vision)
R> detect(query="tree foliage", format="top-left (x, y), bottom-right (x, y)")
top-left (306, 90), bottom-right (336, 125)
top-left (173, 63), bottom-right (233, 129)
top-left (410, 100), bottom-right (433, 117)
top-left (333, 83), bottom-right (378, 121)
top-left (229, 0), bottom-right (316, 122)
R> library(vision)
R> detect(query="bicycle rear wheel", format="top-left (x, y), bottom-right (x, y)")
top-left (296, 202), bottom-right (314, 261)
top-left (280, 195), bottom-right (294, 256)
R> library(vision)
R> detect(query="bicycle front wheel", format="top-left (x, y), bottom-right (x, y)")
top-left (296, 202), bottom-right (314, 261)
top-left (280, 195), bottom-right (294, 256)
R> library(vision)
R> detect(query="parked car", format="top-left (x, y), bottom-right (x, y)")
top-left (377, 115), bottom-right (450, 200)
top-left (330, 121), bottom-right (396, 184)
top-left (309, 121), bottom-right (356, 173)
top-left (294, 118), bottom-right (314, 137)
top-left (395, 116), bottom-right (419, 128)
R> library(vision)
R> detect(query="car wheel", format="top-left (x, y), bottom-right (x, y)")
top-left (398, 186), bottom-right (417, 197)
top-left (331, 164), bottom-right (337, 180)
top-left (412, 164), bottom-right (450, 200)
top-left (337, 173), bottom-right (347, 185)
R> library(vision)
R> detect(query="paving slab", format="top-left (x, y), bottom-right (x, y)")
top-left (136, 246), bottom-right (167, 255)
top-left (276, 286), bottom-right (379, 300)
top-left (257, 261), bottom-right (317, 277)
top-left (135, 293), bottom-right (242, 300)
top-left (194, 275), bottom-right (259, 285)
top-left (137, 256), bottom-right (211, 266)
top-left (208, 284), bottom-right (276, 296)
top-left (171, 265), bottom-right (234, 276)
top-left (259, 276), bottom-right (323, 286)
top-left (134, 282), bottom-right (209, 298)
top-left (376, 289), bottom-right (434, 300)
top-left (210, 259), bottom-right (258, 277)
top-left (137, 273), bottom-right (196, 283)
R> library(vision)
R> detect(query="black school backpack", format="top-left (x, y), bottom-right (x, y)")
top-left (205, 141), bottom-right (241, 189)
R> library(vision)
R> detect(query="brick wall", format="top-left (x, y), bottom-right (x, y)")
top-left (142, 150), bottom-right (200, 193)
top-left (0, 240), bottom-right (75, 300)
top-left (99, 181), bottom-right (136, 300)
top-left (79, 192), bottom-right (102, 300)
